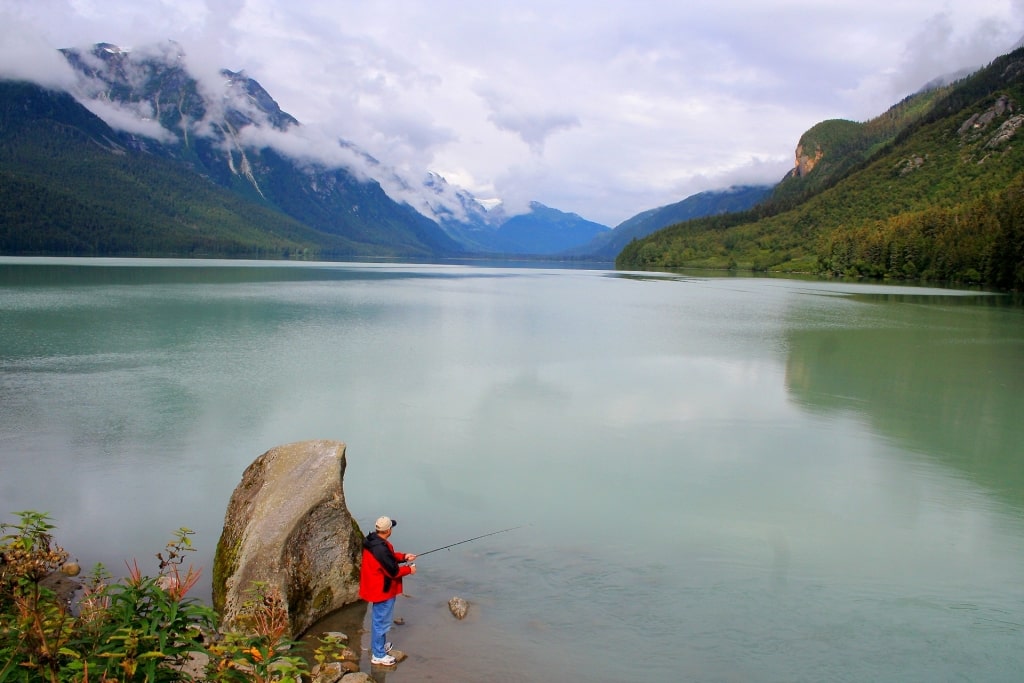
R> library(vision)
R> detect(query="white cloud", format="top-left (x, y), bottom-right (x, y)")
top-left (0, 15), bottom-right (78, 90)
top-left (2, 0), bottom-right (1022, 226)
top-left (477, 86), bottom-right (581, 155)
top-left (235, 125), bottom-right (372, 180)
top-left (77, 98), bottom-right (178, 142)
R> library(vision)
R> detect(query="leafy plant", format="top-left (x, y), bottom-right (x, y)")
top-left (0, 511), bottom-right (74, 683)
top-left (1, 512), bottom-right (343, 683)
top-left (205, 586), bottom-right (298, 683)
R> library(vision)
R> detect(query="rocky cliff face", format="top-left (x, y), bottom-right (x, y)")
top-left (57, 42), bottom-right (462, 257)
top-left (957, 94), bottom-right (1023, 153)
top-left (793, 142), bottom-right (824, 177)
top-left (213, 440), bottom-right (362, 636)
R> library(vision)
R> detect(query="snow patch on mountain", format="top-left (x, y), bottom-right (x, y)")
top-left (57, 40), bottom-right (494, 229)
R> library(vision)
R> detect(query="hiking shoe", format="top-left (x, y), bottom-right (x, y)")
top-left (371, 654), bottom-right (396, 666)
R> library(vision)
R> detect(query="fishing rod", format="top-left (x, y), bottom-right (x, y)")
top-left (415, 525), bottom-right (523, 558)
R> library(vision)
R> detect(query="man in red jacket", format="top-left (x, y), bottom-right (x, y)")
top-left (359, 516), bottom-right (417, 666)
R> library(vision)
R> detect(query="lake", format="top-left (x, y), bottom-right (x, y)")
top-left (1, 257), bottom-right (1023, 682)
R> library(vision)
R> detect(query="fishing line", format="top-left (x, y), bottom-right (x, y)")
top-left (415, 525), bottom-right (523, 558)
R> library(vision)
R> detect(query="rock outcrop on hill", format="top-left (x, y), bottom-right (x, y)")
top-left (212, 440), bottom-right (362, 636)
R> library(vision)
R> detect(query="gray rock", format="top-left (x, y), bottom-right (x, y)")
top-left (311, 662), bottom-right (345, 683)
top-left (340, 673), bottom-right (374, 683)
top-left (39, 571), bottom-right (80, 605)
top-left (448, 596), bottom-right (470, 620)
top-left (213, 440), bottom-right (362, 636)
top-left (178, 650), bottom-right (209, 680)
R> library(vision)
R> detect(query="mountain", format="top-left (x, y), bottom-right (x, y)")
top-left (484, 202), bottom-right (609, 255)
top-left (55, 42), bottom-right (462, 258)
top-left (423, 177), bottom-right (613, 255)
top-left (567, 185), bottom-right (772, 260)
top-left (769, 83), bottom-right (954, 209)
top-left (0, 80), bottom-right (360, 257)
top-left (425, 172), bottom-right (500, 249)
top-left (617, 46), bottom-right (1024, 290)
top-left (1, 42), bottom-right (471, 258)
top-left (1, 41), bottom-right (619, 260)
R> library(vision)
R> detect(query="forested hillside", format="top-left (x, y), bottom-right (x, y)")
top-left (1, 40), bottom-right (469, 259)
top-left (617, 47), bottom-right (1024, 290)
top-left (570, 185), bottom-right (771, 260)
top-left (0, 82), bottom-right (361, 258)
top-left (1, 42), bottom-right (611, 259)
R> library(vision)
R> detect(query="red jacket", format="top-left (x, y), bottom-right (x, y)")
top-left (359, 532), bottom-right (412, 603)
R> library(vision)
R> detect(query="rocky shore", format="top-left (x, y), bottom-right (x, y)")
top-left (21, 438), bottom-right (483, 683)
top-left (212, 439), bottom-right (479, 682)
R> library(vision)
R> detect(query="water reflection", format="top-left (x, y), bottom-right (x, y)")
top-left (0, 257), bottom-right (521, 288)
top-left (785, 292), bottom-right (1024, 511)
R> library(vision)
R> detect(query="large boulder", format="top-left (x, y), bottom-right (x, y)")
top-left (213, 440), bottom-right (362, 636)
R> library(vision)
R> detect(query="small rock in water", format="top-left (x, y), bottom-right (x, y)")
top-left (393, 616), bottom-right (405, 625)
top-left (448, 596), bottom-right (470, 620)
top-left (319, 630), bottom-right (352, 647)
top-left (310, 661), bottom-right (345, 683)
top-left (39, 572), bottom-right (80, 604)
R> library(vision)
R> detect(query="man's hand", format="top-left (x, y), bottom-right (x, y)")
top-left (406, 553), bottom-right (417, 562)
top-left (409, 563), bottom-right (417, 575)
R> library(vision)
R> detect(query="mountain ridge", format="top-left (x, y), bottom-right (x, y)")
top-left (567, 185), bottom-right (772, 260)
top-left (2, 41), bottom-right (626, 259)
top-left (617, 46), bottom-right (1024, 290)
top-left (7, 39), bottom-right (1019, 280)
top-left (0, 80), bottom-right (359, 257)
top-left (56, 42), bottom-right (463, 257)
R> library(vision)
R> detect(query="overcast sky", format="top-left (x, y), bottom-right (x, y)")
top-left (2, 1), bottom-right (1023, 226)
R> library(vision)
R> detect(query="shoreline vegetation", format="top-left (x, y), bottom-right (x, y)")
top-left (0, 511), bottom-right (369, 683)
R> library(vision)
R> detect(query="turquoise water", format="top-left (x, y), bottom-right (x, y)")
top-left (1, 258), bottom-right (1023, 682)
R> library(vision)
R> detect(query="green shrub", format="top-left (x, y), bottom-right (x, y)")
top-left (1, 512), bottom-right (345, 683)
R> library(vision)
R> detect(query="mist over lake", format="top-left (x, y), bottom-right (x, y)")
top-left (2, 258), bottom-right (1023, 682)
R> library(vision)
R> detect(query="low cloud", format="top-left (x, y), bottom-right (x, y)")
top-left (478, 87), bottom-right (581, 155)
top-left (78, 99), bottom-right (178, 142)
top-left (0, 16), bottom-right (77, 90)
top-left (4, 2), bottom-right (1024, 227)
top-left (686, 156), bottom-right (794, 194)
top-left (235, 125), bottom-right (372, 180)
top-left (844, 10), bottom-right (1024, 118)
top-left (894, 12), bottom-right (1009, 94)
top-left (235, 114), bottom-right (479, 223)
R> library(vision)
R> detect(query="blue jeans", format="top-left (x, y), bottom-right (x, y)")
top-left (370, 597), bottom-right (396, 658)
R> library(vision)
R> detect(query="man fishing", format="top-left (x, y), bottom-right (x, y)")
top-left (359, 516), bottom-right (416, 667)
